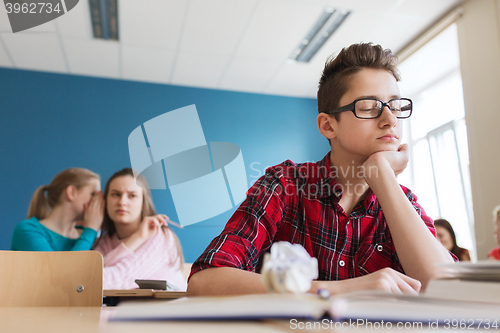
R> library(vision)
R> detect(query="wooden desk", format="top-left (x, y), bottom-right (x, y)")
top-left (103, 289), bottom-right (186, 299)
top-left (103, 289), bottom-right (186, 306)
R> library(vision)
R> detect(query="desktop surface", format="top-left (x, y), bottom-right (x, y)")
top-left (1, 305), bottom-right (497, 333)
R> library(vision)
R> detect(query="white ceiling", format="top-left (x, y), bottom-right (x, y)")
top-left (0, 0), bottom-right (464, 98)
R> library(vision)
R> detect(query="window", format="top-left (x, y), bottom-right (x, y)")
top-left (398, 23), bottom-right (475, 259)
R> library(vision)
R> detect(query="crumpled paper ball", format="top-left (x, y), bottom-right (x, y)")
top-left (261, 241), bottom-right (318, 293)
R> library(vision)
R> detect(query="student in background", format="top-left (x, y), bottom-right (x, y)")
top-left (187, 43), bottom-right (455, 297)
top-left (434, 219), bottom-right (470, 261)
top-left (11, 168), bottom-right (104, 251)
top-left (488, 205), bottom-right (500, 260)
top-left (93, 168), bottom-right (186, 290)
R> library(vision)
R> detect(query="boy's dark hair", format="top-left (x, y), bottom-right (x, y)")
top-left (317, 43), bottom-right (401, 118)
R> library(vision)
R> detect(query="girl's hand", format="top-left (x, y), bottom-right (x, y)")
top-left (123, 214), bottom-right (171, 252)
top-left (82, 191), bottom-right (105, 231)
top-left (135, 214), bottom-right (169, 240)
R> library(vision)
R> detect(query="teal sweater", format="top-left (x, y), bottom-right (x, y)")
top-left (10, 217), bottom-right (97, 251)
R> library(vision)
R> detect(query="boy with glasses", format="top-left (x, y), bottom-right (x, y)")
top-left (187, 43), bottom-right (455, 296)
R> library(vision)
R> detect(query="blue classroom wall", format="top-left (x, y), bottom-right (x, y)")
top-left (0, 67), bottom-right (329, 262)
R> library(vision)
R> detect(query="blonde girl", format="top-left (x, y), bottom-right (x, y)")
top-left (11, 168), bottom-right (104, 251)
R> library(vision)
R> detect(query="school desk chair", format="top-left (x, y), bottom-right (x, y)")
top-left (0, 250), bottom-right (103, 307)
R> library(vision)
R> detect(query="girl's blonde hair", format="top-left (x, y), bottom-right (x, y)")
top-left (99, 168), bottom-right (184, 268)
top-left (27, 168), bottom-right (100, 220)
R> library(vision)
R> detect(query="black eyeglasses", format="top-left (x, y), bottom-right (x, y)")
top-left (322, 98), bottom-right (413, 119)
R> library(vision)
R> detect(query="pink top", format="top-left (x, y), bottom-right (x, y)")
top-left (94, 228), bottom-right (187, 290)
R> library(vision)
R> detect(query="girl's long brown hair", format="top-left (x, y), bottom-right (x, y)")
top-left (434, 218), bottom-right (466, 260)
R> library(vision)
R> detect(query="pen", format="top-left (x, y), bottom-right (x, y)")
top-left (166, 220), bottom-right (183, 229)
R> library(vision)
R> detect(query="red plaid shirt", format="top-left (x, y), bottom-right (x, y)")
top-left (190, 153), bottom-right (436, 281)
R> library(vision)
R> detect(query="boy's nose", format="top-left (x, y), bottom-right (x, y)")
top-left (379, 105), bottom-right (398, 126)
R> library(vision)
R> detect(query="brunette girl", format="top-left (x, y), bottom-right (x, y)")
top-left (94, 168), bottom-right (186, 290)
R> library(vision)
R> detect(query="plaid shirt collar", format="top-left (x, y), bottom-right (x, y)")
top-left (300, 152), bottom-right (378, 215)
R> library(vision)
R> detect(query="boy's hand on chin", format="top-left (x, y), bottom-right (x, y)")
top-left (363, 144), bottom-right (409, 179)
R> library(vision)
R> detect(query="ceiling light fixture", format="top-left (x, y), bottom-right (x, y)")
top-left (289, 7), bottom-right (351, 63)
top-left (88, 0), bottom-right (119, 40)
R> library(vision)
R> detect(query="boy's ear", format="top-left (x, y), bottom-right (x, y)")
top-left (317, 113), bottom-right (337, 140)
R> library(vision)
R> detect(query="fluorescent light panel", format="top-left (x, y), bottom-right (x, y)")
top-left (88, 0), bottom-right (119, 40)
top-left (289, 7), bottom-right (351, 63)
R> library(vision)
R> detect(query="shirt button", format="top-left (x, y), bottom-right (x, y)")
top-left (339, 260), bottom-right (345, 267)
top-left (377, 245), bottom-right (383, 252)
